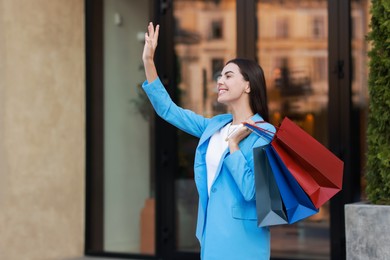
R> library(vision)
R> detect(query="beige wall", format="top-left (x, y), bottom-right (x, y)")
top-left (0, 0), bottom-right (85, 259)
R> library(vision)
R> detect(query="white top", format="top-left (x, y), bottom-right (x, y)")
top-left (205, 123), bottom-right (241, 196)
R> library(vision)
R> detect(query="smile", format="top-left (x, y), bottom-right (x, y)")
top-left (218, 88), bottom-right (228, 95)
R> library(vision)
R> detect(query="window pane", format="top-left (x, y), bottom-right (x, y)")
top-left (257, 0), bottom-right (330, 258)
top-left (103, 0), bottom-right (154, 254)
top-left (173, 0), bottom-right (236, 252)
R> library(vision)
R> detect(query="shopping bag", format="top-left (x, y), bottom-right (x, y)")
top-left (245, 117), bottom-right (344, 209)
top-left (253, 145), bottom-right (288, 227)
top-left (264, 145), bottom-right (319, 223)
top-left (272, 117), bottom-right (344, 208)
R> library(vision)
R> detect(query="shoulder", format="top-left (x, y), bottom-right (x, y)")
top-left (251, 114), bottom-right (276, 134)
top-left (248, 116), bottom-right (277, 147)
top-left (255, 121), bottom-right (276, 134)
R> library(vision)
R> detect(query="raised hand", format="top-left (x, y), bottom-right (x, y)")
top-left (142, 22), bottom-right (159, 83)
top-left (142, 22), bottom-right (160, 62)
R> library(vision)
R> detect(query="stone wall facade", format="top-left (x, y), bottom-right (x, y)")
top-left (0, 1), bottom-right (85, 259)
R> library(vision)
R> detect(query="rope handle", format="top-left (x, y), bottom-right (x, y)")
top-left (243, 121), bottom-right (277, 142)
top-left (252, 121), bottom-right (279, 132)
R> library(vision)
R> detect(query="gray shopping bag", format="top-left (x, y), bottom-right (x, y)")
top-left (253, 145), bottom-right (288, 227)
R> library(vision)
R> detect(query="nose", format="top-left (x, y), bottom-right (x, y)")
top-left (216, 76), bottom-right (223, 85)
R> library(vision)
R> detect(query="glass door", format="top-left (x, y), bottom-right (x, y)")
top-left (103, 0), bottom-right (155, 254)
top-left (256, 1), bottom-right (330, 258)
top-left (172, 0), bottom-right (237, 255)
top-left (86, 0), bottom-right (369, 259)
top-left (86, 0), bottom-right (156, 256)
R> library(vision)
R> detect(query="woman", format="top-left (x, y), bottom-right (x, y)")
top-left (142, 22), bottom-right (275, 260)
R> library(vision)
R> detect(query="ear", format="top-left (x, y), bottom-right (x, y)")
top-left (244, 83), bottom-right (251, 94)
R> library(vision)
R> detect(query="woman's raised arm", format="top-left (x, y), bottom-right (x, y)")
top-left (142, 22), bottom-right (159, 83)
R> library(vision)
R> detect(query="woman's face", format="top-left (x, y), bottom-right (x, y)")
top-left (216, 63), bottom-right (250, 105)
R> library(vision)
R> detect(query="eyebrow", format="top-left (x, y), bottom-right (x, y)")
top-left (219, 71), bottom-right (234, 77)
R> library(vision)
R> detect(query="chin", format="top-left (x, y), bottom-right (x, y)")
top-left (217, 95), bottom-right (228, 103)
top-left (217, 97), bottom-right (225, 104)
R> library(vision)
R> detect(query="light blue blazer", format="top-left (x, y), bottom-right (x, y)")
top-left (143, 78), bottom-right (275, 260)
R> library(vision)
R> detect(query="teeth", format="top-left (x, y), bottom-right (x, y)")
top-left (219, 89), bottom-right (227, 94)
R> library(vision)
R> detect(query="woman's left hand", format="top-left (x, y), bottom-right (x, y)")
top-left (142, 22), bottom-right (159, 62)
top-left (228, 119), bottom-right (255, 153)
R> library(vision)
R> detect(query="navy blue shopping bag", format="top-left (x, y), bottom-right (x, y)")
top-left (253, 145), bottom-right (288, 227)
top-left (264, 145), bottom-right (318, 224)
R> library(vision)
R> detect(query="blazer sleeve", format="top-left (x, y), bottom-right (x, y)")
top-left (142, 77), bottom-right (209, 138)
top-left (223, 122), bottom-right (276, 201)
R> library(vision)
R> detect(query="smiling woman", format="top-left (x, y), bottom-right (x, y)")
top-left (142, 22), bottom-right (276, 260)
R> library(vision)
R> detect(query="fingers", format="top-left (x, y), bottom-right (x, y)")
top-left (234, 126), bottom-right (251, 138)
top-left (242, 126), bottom-right (251, 135)
top-left (245, 118), bottom-right (255, 125)
top-left (148, 22), bottom-right (154, 38)
top-left (227, 126), bottom-right (250, 144)
top-left (245, 120), bottom-right (254, 131)
top-left (154, 24), bottom-right (160, 42)
top-left (147, 22), bottom-right (160, 39)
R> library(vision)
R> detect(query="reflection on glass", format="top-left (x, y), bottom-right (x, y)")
top-left (103, 0), bottom-right (154, 254)
top-left (173, 0), bottom-right (236, 252)
top-left (257, 0), bottom-right (330, 258)
top-left (257, 0), bottom-right (369, 259)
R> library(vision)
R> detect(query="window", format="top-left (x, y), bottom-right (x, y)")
top-left (210, 20), bottom-right (223, 39)
top-left (275, 17), bottom-right (289, 38)
top-left (313, 57), bottom-right (327, 82)
top-left (312, 16), bottom-right (325, 39)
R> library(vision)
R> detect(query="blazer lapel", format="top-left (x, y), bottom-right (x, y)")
top-left (195, 114), bottom-right (232, 210)
top-left (198, 114), bottom-right (232, 147)
top-left (210, 147), bottom-right (229, 188)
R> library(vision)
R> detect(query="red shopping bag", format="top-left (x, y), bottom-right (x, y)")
top-left (245, 117), bottom-right (344, 209)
